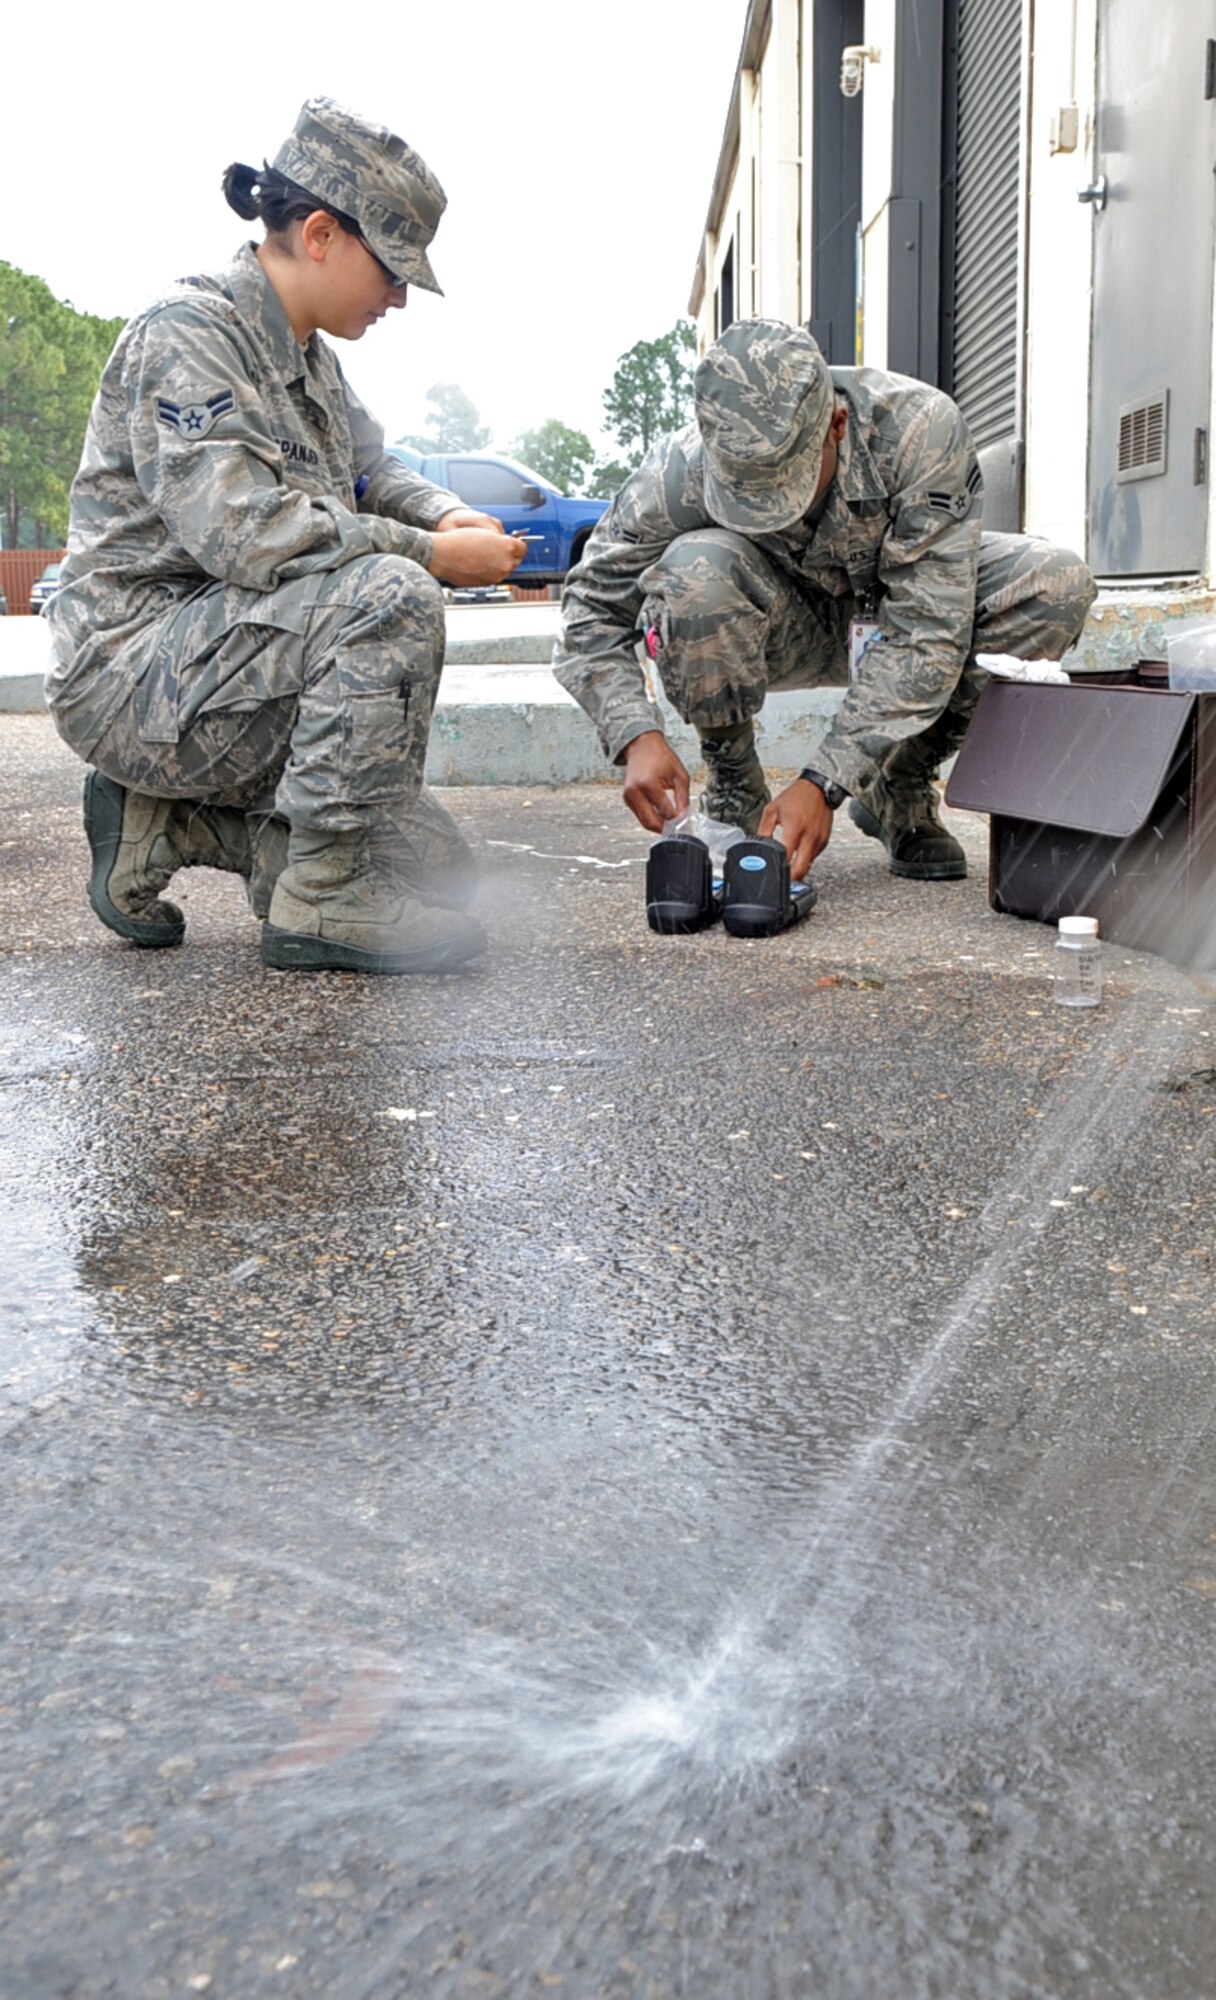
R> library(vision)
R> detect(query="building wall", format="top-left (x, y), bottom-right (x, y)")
top-left (691, 0), bottom-right (1215, 586)
top-left (692, 95), bottom-right (745, 348)
top-left (770, 0), bottom-right (803, 325)
top-left (740, 69), bottom-right (757, 320)
top-left (857, 0), bottom-right (897, 373)
top-left (798, 12), bottom-right (815, 327)
top-left (1023, 0), bottom-right (1099, 556)
top-left (1210, 272), bottom-right (1216, 587)
top-left (1210, 204), bottom-right (1216, 587)
top-left (690, 11), bottom-right (785, 349)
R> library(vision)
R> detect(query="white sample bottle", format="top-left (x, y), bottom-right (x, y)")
top-left (1053, 915), bottom-right (1103, 1008)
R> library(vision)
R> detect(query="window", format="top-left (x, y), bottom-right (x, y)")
top-left (719, 238), bottom-right (736, 334)
top-left (448, 461), bottom-right (531, 505)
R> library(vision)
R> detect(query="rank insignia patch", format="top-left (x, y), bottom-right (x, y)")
top-left (926, 463), bottom-right (983, 519)
top-left (157, 390), bottom-right (236, 439)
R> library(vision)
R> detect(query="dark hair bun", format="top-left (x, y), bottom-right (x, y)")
top-left (219, 160), bottom-right (359, 242)
top-left (222, 162), bottom-right (261, 221)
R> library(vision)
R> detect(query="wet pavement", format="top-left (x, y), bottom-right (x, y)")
top-left (3, 713), bottom-right (1216, 2000)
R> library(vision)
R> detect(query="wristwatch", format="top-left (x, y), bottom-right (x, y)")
top-left (797, 767), bottom-right (849, 811)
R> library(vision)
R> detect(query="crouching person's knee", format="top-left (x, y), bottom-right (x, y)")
top-left (309, 554), bottom-right (446, 679)
top-left (643, 529), bottom-right (767, 628)
top-left (641, 531), bottom-right (775, 728)
top-left (977, 537), bottom-right (1098, 662)
top-left (360, 555), bottom-right (446, 670)
top-left (1038, 545), bottom-right (1097, 647)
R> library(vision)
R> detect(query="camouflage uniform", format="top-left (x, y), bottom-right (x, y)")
top-left (555, 329), bottom-right (1095, 823)
top-left (45, 98), bottom-right (490, 972)
top-left (45, 240), bottom-right (460, 834)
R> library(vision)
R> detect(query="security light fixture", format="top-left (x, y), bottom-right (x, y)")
top-left (841, 45), bottom-right (881, 98)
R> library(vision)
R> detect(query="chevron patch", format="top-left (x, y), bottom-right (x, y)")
top-left (156, 390), bottom-right (236, 440)
top-left (926, 462), bottom-right (983, 519)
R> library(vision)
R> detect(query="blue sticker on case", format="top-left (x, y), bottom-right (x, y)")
top-left (739, 855), bottom-right (767, 872)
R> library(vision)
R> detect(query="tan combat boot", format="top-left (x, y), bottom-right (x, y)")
top-left (84, 770), bottom-right (253, 947)
top-left (380, 786), bottom-right (479, 908)
top-left (247, 789), bottom-right (477, 921)
top-left (246, 814), bottom-right (290, 922)
top-left (261, 828), bottom-right (486, 974)
top-left (698, 720), bottom-right (771, 834)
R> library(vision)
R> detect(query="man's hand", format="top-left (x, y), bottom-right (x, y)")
top-left (759, 777), bottom-right (835, 881)
top-left (428, 529), bottom-right (526, 587)
top-left (621, 731), bottom-right (690, 834)
top-left (434, 508), bottom-right (505, 535)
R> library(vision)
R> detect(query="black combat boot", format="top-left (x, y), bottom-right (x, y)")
top-left (847, 773), bottom-right (967, 880)
top-left (698, 720), bottom-right (771, 834)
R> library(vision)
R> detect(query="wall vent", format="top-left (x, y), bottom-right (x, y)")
top-left (1116, 392), bottom-right (1169, 483)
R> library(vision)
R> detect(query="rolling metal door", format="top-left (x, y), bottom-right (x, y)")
top-left (947, 0), bottom-right (1023, 452)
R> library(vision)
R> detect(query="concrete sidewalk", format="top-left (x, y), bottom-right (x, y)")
top-left (3, 710), bottom-right (1216, 2000)
top-left (5, 578), bottom-right (1213, 785)
top-left (0, 600), bottom-right (564, 698)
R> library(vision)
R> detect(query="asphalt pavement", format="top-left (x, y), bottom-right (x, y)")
top-left (3, 714), bottom-right (1216, 2000)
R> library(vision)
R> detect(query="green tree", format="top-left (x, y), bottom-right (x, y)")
top-left (600, 319), bottom-right (697, 472)
top-left (508, 418), bottom-right (594, 495)
top-left (585, 456), bottom-right (634, 500)
top-left (0, 263), bottom-right (121, 547)
top-left (399, 382), bottom-right (490, 454)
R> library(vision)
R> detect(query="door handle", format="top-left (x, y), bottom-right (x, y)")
top-left (1078, 174), bottom-right (1108, 211)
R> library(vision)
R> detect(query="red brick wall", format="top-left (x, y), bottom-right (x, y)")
top-left (0, 551), bottom-right (65, 616)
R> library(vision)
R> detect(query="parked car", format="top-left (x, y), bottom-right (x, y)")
top-left (388, 449), bottom-right (607, 587)
top-left (447, 584), bottom-right (514, 606)
top-left (29, 562), bottom-right (63, 614)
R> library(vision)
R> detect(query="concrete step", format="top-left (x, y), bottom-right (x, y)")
top-left (6, 581), bottom-right (1213, 784)
top-left (1, 605), bottom-right (844, 784)
top-left (426, 661), bottom-right (844, 784)
top-left (0, 614), bottom-right (51, 714)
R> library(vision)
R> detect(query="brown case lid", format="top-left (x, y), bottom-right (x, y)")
top-left (944, 682), bottom-right (1197, 838)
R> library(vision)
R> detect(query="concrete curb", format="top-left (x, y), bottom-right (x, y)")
top-left (425, 664), bottom-right (846, 785)
top-left (0, 615), bottom-right (50, 714)
top-left (6, 583), bottom-right (1212, 784)
top-left (1072, 583), bottom-right (1216, 675)
top-left (1, 609), bottom-right (846, 785)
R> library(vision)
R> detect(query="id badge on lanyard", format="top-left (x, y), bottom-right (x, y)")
top-left (848, 619), bottom-right (880, 682)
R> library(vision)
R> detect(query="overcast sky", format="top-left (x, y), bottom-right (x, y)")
top-left (2, 0), bottom-right (747, 462)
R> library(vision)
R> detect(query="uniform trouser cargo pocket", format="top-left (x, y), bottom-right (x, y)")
top-left (91, 557), bottom-right (443, 825)
top-left (132, 643), bottom-right (182, 745)
top-left (130, 588), bottom-right (312, 742)
top-left (289, 682), bottom-right (413, 822)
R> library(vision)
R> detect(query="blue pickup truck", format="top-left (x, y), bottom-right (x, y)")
top-left (388, 448), bottom-right (607, 587)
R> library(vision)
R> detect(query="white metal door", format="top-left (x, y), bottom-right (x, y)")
top-left (1087, 1), bottom-right (1216, 576)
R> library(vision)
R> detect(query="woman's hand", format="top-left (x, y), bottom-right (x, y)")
top-left (427, 528), bottom-right (526, 587)
top-left (434, 508), bottom-right (504, 535)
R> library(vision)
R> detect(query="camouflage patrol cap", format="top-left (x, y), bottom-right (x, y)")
top-left (272, 97), bottom-right (446, 295)
top-left (695, 320), bottom-right (836, 532)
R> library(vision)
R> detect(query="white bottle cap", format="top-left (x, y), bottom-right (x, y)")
top-left (1058, 915), bottom-right (1099, 938)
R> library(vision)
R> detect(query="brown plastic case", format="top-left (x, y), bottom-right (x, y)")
top-left (945, 680), bottom-right (1216, 966)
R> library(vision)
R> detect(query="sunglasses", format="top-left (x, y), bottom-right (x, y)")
top-left (358, 236), bottom-right (407, 292)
